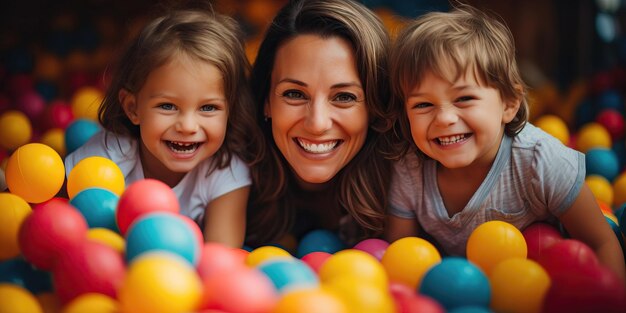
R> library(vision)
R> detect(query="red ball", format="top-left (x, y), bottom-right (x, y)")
top-left (16, 90), bottom-right (46, 123)
top-left (196, 243), bottom-right (247, 281)
top-left (595, 108), bottom-right (625, 140)
top-left (300, 251), bottom-right (332, 274)
top-left (18, 200), bottom-right (88, 270)
top-left (116, 179), bottom-right (180, 235)
top-left (522, 222), bottom-right (563, 261)
top-left (536, 239), bottom-right (600, 276)
top-left (389, 282), bottom-right (445, 313)
top-left (7, 74), bottom-right (34, 98)
top-left (44, 100), bottom-right (74, 130)
top-left (200, 267), bottom-right (278, 312)
top-left (52, 240), bottom-right (126, 304)
top-left (543, 265), bottom-right (626, 313)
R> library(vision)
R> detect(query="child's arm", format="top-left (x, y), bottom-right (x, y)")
top-left (385, 215), bottom-right (420, 243)
top-left (559, 184), bottom-right (626, 281)
top-left (202, 186), bottom-right (250, 248)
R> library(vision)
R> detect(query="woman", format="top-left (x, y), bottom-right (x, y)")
top-left (246, 0), bottom-right (393, 247)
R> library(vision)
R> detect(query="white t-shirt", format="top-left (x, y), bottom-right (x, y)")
top-left (64, 130), bottom-right (251, 222)
top-left (389, 123), bottom-right (585, 256)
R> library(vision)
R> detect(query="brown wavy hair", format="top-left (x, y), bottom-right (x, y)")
top-left (246, 0), bottom-right (393, 246)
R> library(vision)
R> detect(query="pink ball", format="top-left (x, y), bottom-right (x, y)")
top-left (16, 90), bottom-right (46, 123)
top-left (536, 239), bottom-right (600, 275)
top-left (44, 100), bottom-right (74, 130)
top-left (18, 200), bottom-right (88, 270)
top-left (300, 251), bottom-right (332, 274)
top-left (390, 282), bottom-right (445, 313)
top-left (116, 179), bottom-right (180, 235)
top-left (197, 243), bottom-right (247, 281)
top-left (200, 267), bottom-right (278, 312)
top-left (353, 238), bottom-right (390, 261)
top-left (52, 240), bottom-right (126, 304)
top-left (595, 108), bottom-right (625, 140)
top-left (522, 222), bottom-right (563, 261)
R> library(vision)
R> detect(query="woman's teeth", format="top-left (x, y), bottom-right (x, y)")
top-left (297, 139), bottom-right (339, 153)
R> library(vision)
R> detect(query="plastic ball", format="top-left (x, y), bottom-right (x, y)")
top-left (596, 89), bottom-right (623, 111)
top-left (389, 282), bottom-right (445, 313)
top-left (576, 122), bottom-right (612, 153)
top-left (257, 258), bottom-right (318, 293)
top-left (296, 229), bottom-right (346, 258)
top-left (87, 228), bottom-right (125, 254)
top-left (612, 172), bottom-right (626, 207)
top-left (6, 143), bottom-right (65, 203)
top-left (466, 221), bottom-right (527, 276)
top-left (16, 91), bottom-right (45, 123)
top-left (324, 276), bottom-right (396, 313)
top-left (66, 156), bottom-right (124, 199)
top-left (353, 238), bottom-right (389, 261)
top-left (0, 257), bottom-right (52, 294)
top-left (536, 239), bottom-right (600, 275)
top-left (380, 237), bottom-right (441, 289)
top-left (70, 87), bottom-right (103, 121)
top-left (586, 148), bottom-right (620, 181)
top-left (489, 258), bottom-right (550, 313)
top-left (34, 53), bottom-right (63, 81)
top-left (126, 212), bottom-right (201, 266)
top-left (521, 222), bottom-right (563, 261)
top-left (0, 110), bottom-right (32, 150)
top-left (586, 174), bottom-right (614, 206)
top-left (34, 80), bottom-right (57, 102)
top-left (43, 100), bottom-right (74, 130)
top-left (595, 108), bottom-right (625, 140)
top-left (0, 193), bottom-right (31, 261)
top-left (0, 283), bottom-right (43, 313)
top-left (64, 118), bottom-right (101, 154)
top-left (69, 187), bottom-right (119, 231)
top-left (200, 266), bottom-right (277, 312)
top-left (272, 288), bottom-right (347, 313)
top-left (246, 246), bottom-right (292, 267)
top-left (39, 128), bottom-right (66, 157)
top-left (319, 249), bottom-right (388, 290)
top-left (300, 251), bottom-right (332, 274)
top-left (115, 178), bottom-right (180, 235)
top-left (118, 252), bottom-right (203, 313)
top-left (18, 200), bottom-right (88, 270)
top-left (534, 115), bottom-right (570, 145)
top-left (197, 243), bottom-right (246, 281)
top-left (419, 257), bottom-right (491, 311)
top-left (62, 293), bottom-right (119, 313)
top-left (52, 240), bottom-right (126, 304)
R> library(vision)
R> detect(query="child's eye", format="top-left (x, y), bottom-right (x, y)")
top-left (200, 104), bottom-right (217, 112)
top-left (411, 102), bottom-right (432, 109)
top-left (333, 92), bottom-right (357, 103)
top-left (158, 103), bottom-right (176, 110)
top-left (456, 96), bottom-right (475, 102)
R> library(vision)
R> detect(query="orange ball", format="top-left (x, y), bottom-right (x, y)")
top-left (0, 110), bottom-right (32, 151)
top-left (466, 221), bottom-right (527, 276)
top-left (381, 237), bottom-right (441, 289)
top-left (5, 143), bottom-right (65, 203)
top-left (0, 193), bottom-right (31, 260)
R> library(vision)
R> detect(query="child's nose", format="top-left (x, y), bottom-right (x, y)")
top-left (303, 99), bottom-right (332, 135)
top-left (434, 106), bottom-right (458, 126)
top-left (175, 114), bottom-right (199, 133)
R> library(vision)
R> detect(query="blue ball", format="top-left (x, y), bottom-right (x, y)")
top-left (35, 80), bottom-right (58, 102)
top-left (0, 257), bottom-right (52, 293)
top-left (611, 141), bottom-right (626, 171)
top-left (65, 118), bottom-right (101, 154)
top-left (448, 307), bottom-right (494, 313)
top-left (125, 212), bottom-right (200, 266)
top-left (69, 187), bottom-right (119, 232)
top-left (585, 148), bottom-right (620, 181)
top-left (296, 229), bottom-right (346, 258)
top-left (596, 89), bottom-right (624, 113)
top-left (257, 258), bottom-right (318, 293)
top-left (574, 98), bottom-right (597, 129)
top-left (419, 257), bottom-right (491, 311)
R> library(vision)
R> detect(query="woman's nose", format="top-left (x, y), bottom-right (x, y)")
top-left (303, 99), bottom-right (332, 134)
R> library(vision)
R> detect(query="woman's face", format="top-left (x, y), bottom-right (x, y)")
top-left (266, 35), bottom-right (368, 184)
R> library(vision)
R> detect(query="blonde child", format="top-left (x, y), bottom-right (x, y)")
top-left (65, 8), bottom-right (263, 248)
top-left (386, 4), bottom-right (625, 280)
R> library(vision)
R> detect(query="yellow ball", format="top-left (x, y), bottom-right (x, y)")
top-left (0, 110), bottom-right (32, 150)
top-left (612, 172), bottom-right (626, 207)
top-left (576, 122), bottom-right (612, 153)
top-left (5, 143), bottom-right (65, 203)
top-left (380, 237), bottom-right (441, 289)
top-left (0, 193), bottom-right (31, 261)
top-left (319, 249), bottom-right (388, 290)
top-left (118, 252), bottom-right (202, 313)
top-left (0, 284), bottom-right (43, 313)
top-left (39, 128), bottom-right (66, 158)
top-left (534, 114), bottom-right (570, 145)
top-left (273, 288), bottom-right (347, 313)
top-left (466, 221), bottom-right (527, 276)
top-left (245, 246), bottom-right (292, 267)
top-left (87, 228), bottom-right (125, 255)
top-left (71, 87), bottom-right (103, 121)
top-left (586, 175), bottom-right (614, 207)
top-left (324, 276), bottom-right (395, 313)
top-left (489, 258), bottom-right (551, 313)
top-left (66, 156), bottom-right (125, 199)
top-left (62, 293), bottom-right (118, 313)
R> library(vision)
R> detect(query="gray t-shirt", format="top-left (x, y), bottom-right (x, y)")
top-left (389, 123), bottom-right (585, 256)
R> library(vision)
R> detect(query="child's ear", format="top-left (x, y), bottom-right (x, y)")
top-left (119, 89), bottom-right (140, 125)
top-left (502, 85), bottom-right (523, 123)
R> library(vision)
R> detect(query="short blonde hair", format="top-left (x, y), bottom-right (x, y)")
top-left (390, 4), bottom-right (528, 155)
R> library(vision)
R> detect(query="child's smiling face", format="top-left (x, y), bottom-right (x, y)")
top-left (404, 68), bottom-right (519, 170)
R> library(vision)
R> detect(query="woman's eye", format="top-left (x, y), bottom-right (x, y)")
top-left (158, 103), bottom-right (176, 110)
top-left (200, 105), bottom-right (217, 112)
top-left (333, 92), bottom-right (357, 103)
top-left (283, 90), bottom-right (306, 99)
